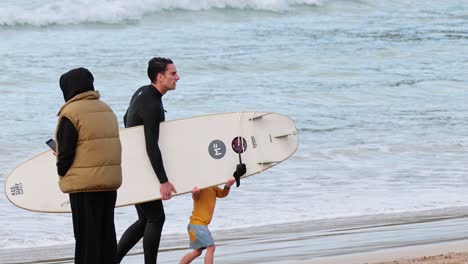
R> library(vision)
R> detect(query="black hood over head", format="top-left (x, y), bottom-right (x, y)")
top-left (59, 67), bottom-right (95, 102)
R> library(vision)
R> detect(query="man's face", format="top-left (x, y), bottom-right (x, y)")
top-left (158, 63), bottom-right (179, 93)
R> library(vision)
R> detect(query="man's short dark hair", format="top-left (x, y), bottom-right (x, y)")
top-left (147, 57), bottom-right (174, 83)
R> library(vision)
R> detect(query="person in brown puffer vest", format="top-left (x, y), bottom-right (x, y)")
top-left (55, 67), bottom-right (122, 264)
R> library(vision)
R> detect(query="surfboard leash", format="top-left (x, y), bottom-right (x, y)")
top-left (233, 136), bottom-right (246, 187)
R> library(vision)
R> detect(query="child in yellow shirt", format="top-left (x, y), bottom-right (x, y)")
top-left (179, 178), bottom-right (236, 264)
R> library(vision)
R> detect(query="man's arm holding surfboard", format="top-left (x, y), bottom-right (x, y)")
top-left (139, 103), bottom-right (177, 200)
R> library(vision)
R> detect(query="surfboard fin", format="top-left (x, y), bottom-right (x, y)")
top-left (273, 131), bottom-right (296, 138)
top-left (257, 161), bottom-right (281, 165)
top-left (249, 113), bottom-right (271, 120)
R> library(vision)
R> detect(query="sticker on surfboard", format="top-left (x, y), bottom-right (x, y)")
top-left (208, 140), bottom-right (226, 159)
top-left (231, 137), bottom-right (247, 154)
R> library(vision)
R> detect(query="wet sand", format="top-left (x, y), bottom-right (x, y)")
top-left (120, 209), bottom-right (468, 264)
top-left (2, 208), bottom-right (468, 264)
top-left (120, 241), bottom-right (468, 264)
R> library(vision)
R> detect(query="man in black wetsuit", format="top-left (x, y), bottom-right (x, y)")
top-left (117, 57), bottom-right (179, 264)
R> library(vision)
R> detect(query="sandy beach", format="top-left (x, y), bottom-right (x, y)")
top-left (303, 241), bottom-right (468, 264)
top-left (120, 243), bottom-right (468, 264)
top-left (383, 253), bottom-right (468, 264)
top-left (376, 252), bottom-right (468, 264)
top-left (3, 209), bottom-right (467, 264)
top-left (4, 241), bottom-right (466, 264)
top-left (118, 215), bottom-right (468, 264)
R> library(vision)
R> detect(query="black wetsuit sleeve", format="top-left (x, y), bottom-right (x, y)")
top-left (56, 117), bottom-right (78, 176)
top-left (141, 104), bottom-right (168, 184)
top-left (123, 89), bottom-right (141, 128)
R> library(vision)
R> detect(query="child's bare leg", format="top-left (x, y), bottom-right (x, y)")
top-left (204, 245), bottom-right (216, 264)
top-left (180, 249), bottom-right (203, 264)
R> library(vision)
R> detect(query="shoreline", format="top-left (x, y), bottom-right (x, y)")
top-left (2, 209), bottom-right (468, 264)
top-left (303, 240), bottom-right (468, 264)
top-left (118, 239), bottom-right (468, 264)
top-left (99, 210), bottom-right (468, 264)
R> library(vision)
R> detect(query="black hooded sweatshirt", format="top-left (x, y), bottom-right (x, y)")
top-left (56, 68), bottom-right (95, 176)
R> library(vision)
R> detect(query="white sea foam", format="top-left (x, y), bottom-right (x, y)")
top-left (0, 0), bottom-right (322, 26)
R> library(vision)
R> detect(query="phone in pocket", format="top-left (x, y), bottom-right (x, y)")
top-left (46, 139), bottom-right (56, 151)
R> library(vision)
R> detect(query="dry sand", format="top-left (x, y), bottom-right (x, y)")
top-left (375, 252), bottom-right (468, 264)
top-left (296, 240), bottom-right (468, 264)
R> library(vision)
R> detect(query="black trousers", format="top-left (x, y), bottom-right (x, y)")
top-left (116, 200), bottom-right (165, 264)
top-left (69, 191), bottom-right (117, 264)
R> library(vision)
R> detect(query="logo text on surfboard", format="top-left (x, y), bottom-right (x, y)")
top-left (10, 183), bottom-right (24, 196)
top-left (208, 140), bottom-right (226, 159)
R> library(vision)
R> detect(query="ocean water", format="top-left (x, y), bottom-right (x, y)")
top-left (1, 0), bottom-right (468, 252)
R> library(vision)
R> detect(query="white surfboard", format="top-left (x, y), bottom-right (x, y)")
top-left (5, 112), bottom-right (298, 213)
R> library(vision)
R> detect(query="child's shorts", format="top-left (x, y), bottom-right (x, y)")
top-left (187, 224), bottom-right (214, 249)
